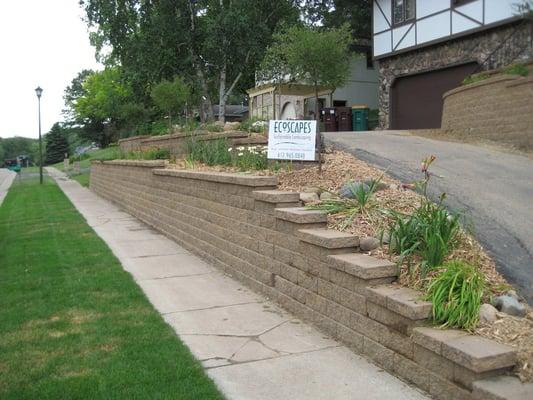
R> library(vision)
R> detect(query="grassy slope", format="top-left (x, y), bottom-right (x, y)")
top-left (0, 178), bottom-right (224, 400)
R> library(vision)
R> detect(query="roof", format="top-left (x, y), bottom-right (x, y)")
top-left (213, 105), bottom-right (249, 117)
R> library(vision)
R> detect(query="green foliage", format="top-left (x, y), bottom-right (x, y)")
top-left (44, 123), bottom-right (70, 165)
top-left (0, 136), bottom-right (39, 164)
top-left (231, 146), bottom-right (268, 171)
top-left (150, 76), bottom-right (190, 129)
top-left (462, 72), bottom-right (490, 85)
top-left (263, 24), bottom-right (352, 90)
top-left (239, 118), bottom-right (267, 133)
top-left (186, 137), bottom-right (232, 166)
top-left (204, 123), bottom-right (224, 133)
top-left (426, 261), bottom-right (485, 330)
top-left (307, 178), bottom-right (381, 230)
top-left (503, 62), bottom-right (529, 77)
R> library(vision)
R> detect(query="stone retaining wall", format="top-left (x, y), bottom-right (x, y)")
top-left (118, 132), bottom-right (267, 158)
top-left (90, 161), bottom-right (529, 400)
top-left (442, 75), bottom-right (533, 148)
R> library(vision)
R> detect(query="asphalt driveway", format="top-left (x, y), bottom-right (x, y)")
top-left (324, 130), bottom-right (533, 303)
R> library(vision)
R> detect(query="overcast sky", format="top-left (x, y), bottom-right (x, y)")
top-left (0, 1), bottom-right (100, 139)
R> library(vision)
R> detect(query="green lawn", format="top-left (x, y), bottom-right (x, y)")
top-left (0, 178), bottom-right (224, 400)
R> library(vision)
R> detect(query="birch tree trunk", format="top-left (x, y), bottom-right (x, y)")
top-left (218, 62), bottom-right (227, 123)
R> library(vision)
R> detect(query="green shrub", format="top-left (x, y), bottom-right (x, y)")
top-left (386, 202), bottom-right (460, 274)
top-left (205, 123), bottom-right (224, 133)
top-left (239, 118), bottom-right (267, 133)
top-left (186, 137), bottom-right (232, 166)
top-left (426, 261), bottom-right (484, 330)
top-left (462, 72), bottom-right (490, 85)
top-left (231, 146), bottom-right (268, 171)
top-left (307, 178), bottom-right (381, 230)
top-left (503, 62), bottom-right (529, 77)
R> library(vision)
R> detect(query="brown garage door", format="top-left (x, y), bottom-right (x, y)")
top-left (390, 63), bottom-right (478, 129)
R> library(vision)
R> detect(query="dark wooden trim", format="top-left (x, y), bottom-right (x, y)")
top-left (453, 9), bottom-right (483, 26)
top-left (374, 15), bottom-right (523, 60)
top-left (451, 0), bottom-right (477, 7)
top-left (393, 23), bottom-right (415, 51)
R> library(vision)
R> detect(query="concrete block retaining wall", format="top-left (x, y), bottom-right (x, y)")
top-left (90, 160), bottom-right (528, 400)
top-left (441, 75), bottom-right (533, 146)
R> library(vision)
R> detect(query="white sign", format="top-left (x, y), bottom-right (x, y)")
top-left (267, 120), bottom-right (317, 161)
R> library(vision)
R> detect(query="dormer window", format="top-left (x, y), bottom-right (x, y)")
top-left (393, 0), bottom-right (415, 26)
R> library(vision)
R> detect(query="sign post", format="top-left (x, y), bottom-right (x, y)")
top-left (267, 120), bottom-right (317, 161)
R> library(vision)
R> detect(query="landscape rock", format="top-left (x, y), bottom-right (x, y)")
top-left (339, 181), bottom-right (369, 199)
top-left (492, 295), bottom-right (526, 317)
top-left (479, 303), bottom-right (498, 324)
top-left (506, 290), bottom-right (519, 301)
top-left (300, 192), bottom-right (319, 204)
top-left (381, 231), bottom-right (391, 244)
top-left (360, 237), bottom-right (380, 252)
top-left (302, 186), bottom-right (321, 194)
top-left (363, 179), bottom-right (388, 192)
top-left (320, 192), bottom-right (334, 201)
top-left (224, 122), bottom-right (241, 131)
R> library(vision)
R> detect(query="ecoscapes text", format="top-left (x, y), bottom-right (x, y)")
top-left (267, 120), bottom-right (317, 161)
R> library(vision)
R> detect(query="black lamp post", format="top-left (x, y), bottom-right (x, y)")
top-left (35, 86), bottom-right (43, 184)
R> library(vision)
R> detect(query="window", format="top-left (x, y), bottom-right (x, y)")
top-left (393, 0), bottom-right (415, 26)
top-left (452, 0), bottom-right (476, 6)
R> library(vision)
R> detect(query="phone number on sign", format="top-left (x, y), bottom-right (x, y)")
top-left (274, 152), bottom-right (307, 160)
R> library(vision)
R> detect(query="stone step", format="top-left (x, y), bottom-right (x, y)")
top-left (328, 253), bottom-right (398, 280)
top-left (297, 228), bottom-right (359, 249)
top-left (275, 207), bottom-right (328, 224)
top-left (413, 327), bottom-right (517, 373)
top-left (252, 190), bottom-right (301, 204)
top-left (366, 285), bottom-right (432, 320)
top-left (472, 376), bottom-right (533, 400)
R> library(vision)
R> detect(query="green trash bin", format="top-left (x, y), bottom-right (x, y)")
top-left (352, 105), bottom-right (369, 131)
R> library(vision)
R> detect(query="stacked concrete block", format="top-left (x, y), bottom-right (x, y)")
top-left (90, 161), bottom-right (529, 400)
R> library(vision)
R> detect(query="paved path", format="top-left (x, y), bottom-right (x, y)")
top-left (0, 169), bottom-right (16, 206)
top-left (324, 130), bottom-right (533, 303)
top-left (45, 166), bottom-right (428, 400)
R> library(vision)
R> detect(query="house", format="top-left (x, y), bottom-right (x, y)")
top-left (212, 105), bottom-right (249, 122)
top-left (247, 50), bottom-right (379, 122)
top-left (373, 0), bottom-right (533, 129)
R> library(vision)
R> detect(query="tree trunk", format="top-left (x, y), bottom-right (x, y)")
top-left (314, 84), bottom-right (322, 173)
top-left (218, 62), bottom-right (227, 123)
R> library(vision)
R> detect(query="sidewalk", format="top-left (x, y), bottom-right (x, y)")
top-left (46, 167), bottom-right (429, 400)
top-left (0, 169), bottom-right (16, 206)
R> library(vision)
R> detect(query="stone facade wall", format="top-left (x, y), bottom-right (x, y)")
top-left (90, 161), bottom-right (524, 400)
top-left (442, 75), bottom-right (533, 149)
top-left (378, 21), bottom-right (533, 129)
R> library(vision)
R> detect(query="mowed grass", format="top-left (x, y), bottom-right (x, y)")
top-left (0, 178), bottom-right (224, 400)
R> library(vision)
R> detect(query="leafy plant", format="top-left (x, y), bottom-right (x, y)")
top-left (503, 62), bottom-right (529, 77)
top-left (230, 146), bottom-right (268, 171)
top-left (307, 178), bottom-right (382, 230)
top-left (462, 72), bottom-right (490, 86)
top-left (186, 137), bottom-right (232, 166)
top-left (426, 261), bottom-right (484, 330)
top-left (205, 123), bottom-right (224, 133)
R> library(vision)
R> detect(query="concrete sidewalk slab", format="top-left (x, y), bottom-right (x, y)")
top-left (46, 167), bottom-right (429, 400)
top-left (0, 169), bottom-right (16, 206)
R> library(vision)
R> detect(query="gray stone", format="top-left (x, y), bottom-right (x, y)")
top-left (360, 237), bottom-right (381, 251)
top-left (479, 303), bottom-right (498, 324)
top-left (492, 295), bottom-right (526, 317)
top-left (302, 186), bottom-right (321, 194)
top-left (300, 192), bottom-right (319, 204)
top-left (364, 179), bottom-right (388, 192)
top-left (319, 191), bottom-right (335, 201)
top-left (339, 181), bottom-right (370, 199)
top-left (506, 290), bottom-right (519, 301)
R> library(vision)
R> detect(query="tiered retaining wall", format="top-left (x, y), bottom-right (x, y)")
top-left (90, 160), bottom-right (530, 400)
top-left (118, 131), bottom-right (267, 157)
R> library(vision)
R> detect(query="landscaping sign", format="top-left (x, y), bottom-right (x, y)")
top-left (267, 120), bottom-right (317, 161)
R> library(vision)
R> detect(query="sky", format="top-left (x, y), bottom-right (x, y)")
top-left (0, 1), bottom-right (100, 139)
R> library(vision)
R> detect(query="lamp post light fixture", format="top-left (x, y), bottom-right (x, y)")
top-left (35, 86), bottom-right (43, 184)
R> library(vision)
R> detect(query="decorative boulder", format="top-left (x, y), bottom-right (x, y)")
top-left (339, 181), bottom-right (370, 199)
top-left (492, 295), bottom-right (526, 317)
top-left (300, 192), bottom-right (319, 204)
top-left (224, 122), bottom-right (241, 131)
top-left (360, 237), bottom-right (380, 252)
top-left (479, 303), bottom-right (498, 324)
top-left (320, 192), bottom-right (334, 201)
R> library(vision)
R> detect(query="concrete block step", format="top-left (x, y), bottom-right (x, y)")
top-left (253, 190), bottom-right (300, 204)
top-left (297, 228), bottom-right (359, 249)
top-left (275, 207), bottom-right (328, 224)
top-left (366, 285), bottom-right (432, 320)
top-left (328, 253), bottom-right (398, 280)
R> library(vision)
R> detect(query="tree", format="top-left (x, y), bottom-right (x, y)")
top-left (44, 123), bottom-right (70, 165)
top-left (71, 67), bottom-right (133, 146)
top-left (261, 24), bottom-right (352, 170)
top-left (150, 76), bottom-right (190, 130)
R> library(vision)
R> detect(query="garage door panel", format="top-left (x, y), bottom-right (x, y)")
top-left (391, 63), bottom-right (478, 129)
